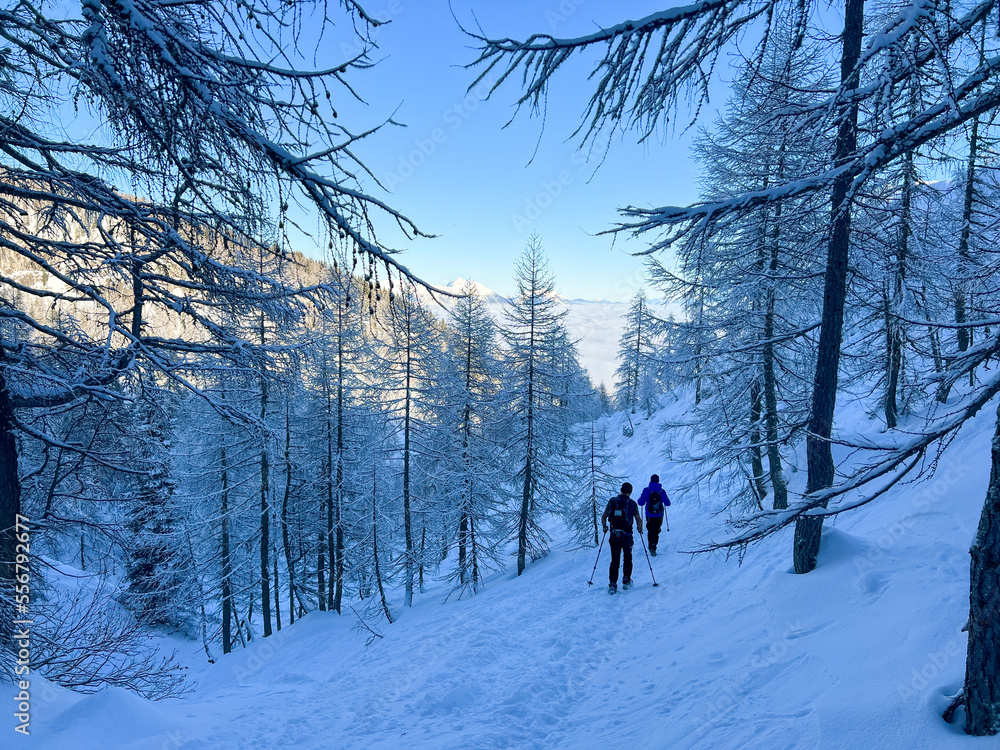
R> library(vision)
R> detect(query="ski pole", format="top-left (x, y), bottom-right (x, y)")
top-left (637, 526), bottom-right (659, 587)
top-left (587, 528), bottom-right (608, 585)
top-left (664, 509), bottom-right (670, 532)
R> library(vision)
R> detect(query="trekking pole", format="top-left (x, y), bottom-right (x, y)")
top-left (587, 528), bottom-right (608, 585)
top-left (638, 527), bottom-right (659, 587)
top-left (664, 509), bottom-right (670, 532)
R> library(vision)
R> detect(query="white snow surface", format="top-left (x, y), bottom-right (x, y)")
top-left (10, 391), bottom-right (996, 749)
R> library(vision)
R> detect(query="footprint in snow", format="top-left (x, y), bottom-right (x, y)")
top-left (858, 572), bottom-right (889, 597)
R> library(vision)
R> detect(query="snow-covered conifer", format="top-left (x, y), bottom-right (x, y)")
top-left (438, 282), bottom-right (507, 595)
top-left (500, 237), bottom-right (581, 576)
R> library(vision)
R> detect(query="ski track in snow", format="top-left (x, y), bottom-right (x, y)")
top-left (12, 393), bottom-right (998, 749)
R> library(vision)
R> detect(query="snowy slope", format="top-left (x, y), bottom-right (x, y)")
top-left (11, 392), bottom-right (995, 749)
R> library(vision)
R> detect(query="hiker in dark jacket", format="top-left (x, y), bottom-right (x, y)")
top-left (601, 482), bottom-right (643, 594)
top-left (638, 474), bottom-right (670, 556)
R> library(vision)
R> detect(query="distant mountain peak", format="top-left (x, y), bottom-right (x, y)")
top-left (438, 278), bottom-right (510, 304)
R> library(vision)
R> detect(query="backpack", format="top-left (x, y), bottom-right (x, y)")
top-left (648, 491), bottom-right (663, 515)
top-left (608, 496), bottom-right (632, 533)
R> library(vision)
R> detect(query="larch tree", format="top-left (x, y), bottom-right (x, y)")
top-left (377, 288), bottom-right (444, 608)
top-left (440, 282), bottom-right (506, 597)
top-left (122, 392), bottom-right (192, 628)
top-left (614, 291), bottom-right (658, 416)
top-left (320, 272), bottom-right (369, 615)
top-left (566, 412), bottom-right (621, 547)
top-left (644, 19), bottom-right (826, 513)
top-left (501, 236), bottom-right (578, 576)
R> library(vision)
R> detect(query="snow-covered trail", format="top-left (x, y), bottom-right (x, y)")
top-left (19, 396), bottom-right (997, 749)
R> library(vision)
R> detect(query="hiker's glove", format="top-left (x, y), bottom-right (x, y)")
top-left (602, 526), bottom-right (608, 534)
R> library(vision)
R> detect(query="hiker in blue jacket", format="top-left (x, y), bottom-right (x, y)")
top-left (638, 474), bottom-right (670, 556)
top-left (601, 482), bottom-right (643, 594)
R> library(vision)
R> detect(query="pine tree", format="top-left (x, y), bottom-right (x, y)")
top-left (501, 236), bottom-right (580, 576)
top-left (378, 288), bottom-right (445, 607)
top-left (123, 396), bottom-right (191, 628)
top-left (566, 415), bottom-right (621, 546)
top-left (615, 291), bottom-right (657, 415)
top-left (440, 282), bottom-right (507, 595)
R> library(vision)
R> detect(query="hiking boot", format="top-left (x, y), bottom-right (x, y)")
top-left (651, 549), bottom-right (657, 557)
top-left (622, 579), bottom-right (632, 590)
top-left (608, 583), bottom-right (618, 595)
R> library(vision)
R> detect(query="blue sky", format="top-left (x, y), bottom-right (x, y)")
top-left (311, 1), bottom-right (717, 301)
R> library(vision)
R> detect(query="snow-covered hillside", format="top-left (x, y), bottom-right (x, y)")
top-left (12, 390), bottom-right (993, 749)
top-left (420, 279), bottom-right (682, 388)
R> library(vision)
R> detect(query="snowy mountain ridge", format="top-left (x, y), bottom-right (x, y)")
top-left (416, 277), bottom-right (569, 307)
top-left (418, 278), bottom-right (682, 387)
top-left (421, 277), bottom-right (512, 306)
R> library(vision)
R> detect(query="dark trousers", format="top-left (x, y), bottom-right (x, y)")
top-left (609, 532), bottom-right (634, 584)
top-left (647, 516), bottom-right (663, 552)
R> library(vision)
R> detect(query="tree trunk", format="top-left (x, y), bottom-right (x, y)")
top-left (458, 509), bottom-right (469, 584)
top-left (281, 405), bottom-right (296, 625)
top-left (325, 386), bottom-right (335, 612)
top-left (470, 515), bottom-right (480, 588)
top-left (333, 312), bottom-right (345, 614)
top-left (946, 27), bottom-right (987, 402)
top-left (273, 549), bottom-right (281, 632)
top-left (794, 0), bottom-right (863, 574)
top-left (372, 464), bottom-right (393, 623)
top-left (459, 320), bottom-right (475, 586)
top-left (518, 322), bottom-right (535, 578)
top-left (258, 302), bottom-right (273, 636)
top-left (693, 286), bottom-right (705, 406)
top-left (886, 136), bottom-right (913, 429)
top-left (765, 198), bottom-right (788, 510)
top-left (259, 381), bottom-right (272, 637)
top-left (923, 284), bottom-right (944, 379)
top-left (750, 380), bottom-right (767, 508)
top-left (402, 316), bottom-right (415, 607)
top-left (955, 113), bottom-right (980, 355)
top-left (333, 470), bottom-right (344, 614)
top-left (885, 292), bottom-right (900, 429)
top-left (459, 393), bottom-right (472, 584)
top-left (518, 451), bottom-right (532, 576)
top-left (763, 312), bottom-right (787, 510)
top-left (964, 399), bottom-right (1000, 735)
top-left (220, 445), bottom-right (232, 655)
top-left (419, 526), bottom-right (426, 593)
top-left (317, 531), bottom-right (326, 611)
